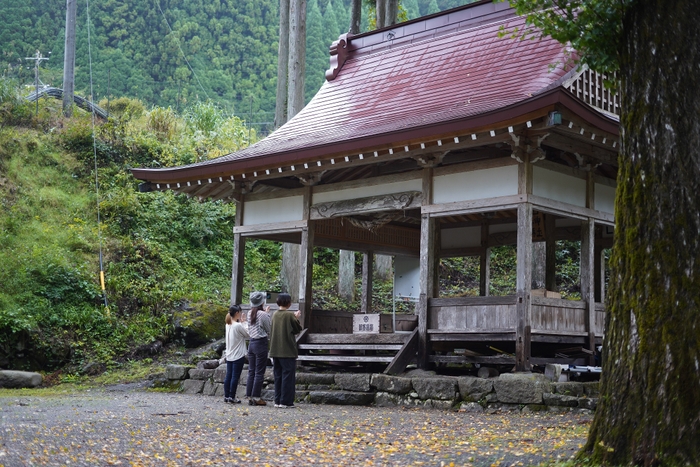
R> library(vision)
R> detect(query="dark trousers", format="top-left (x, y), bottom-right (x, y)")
top-left (246, 337), bottom-right (269, 398)
top-left (224, 356), bottom-right (245, 399)
top-left (273, 357), bottom-right (297, 406)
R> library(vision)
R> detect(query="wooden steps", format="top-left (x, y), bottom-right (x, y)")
top-left (296, 330), bottom-right (418, 375)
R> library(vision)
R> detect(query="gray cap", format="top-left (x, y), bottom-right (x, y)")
top-left (249, 291), bottom-right (266, 307)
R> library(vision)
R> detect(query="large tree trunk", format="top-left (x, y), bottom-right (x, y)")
top-left (280, 0), bottom-right (307, 302)
top-left (349, 0), bottom-right (361, 33)
top-left (281, 243), bottom-right (300, 302)
top-left (338, 250), bottom-right (355, 302)
top-left (376, 0), bottom-right (386, 29)
top-left (374, 254), bottom-right (392, 281)
top-left (582, 1), bottom-right (700, 464)
top-left (386, 0), bottom-right (398, 26)
top-left (287, 0), bottom-right (307, 118)
top-left (274, 0), bottom-right (290, 128)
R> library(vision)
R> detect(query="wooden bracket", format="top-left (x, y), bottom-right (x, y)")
top-left (298, 171), bottom-right (326, 186)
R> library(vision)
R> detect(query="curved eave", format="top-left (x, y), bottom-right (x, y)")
top-left (131, 87), bottom-right (619, 185)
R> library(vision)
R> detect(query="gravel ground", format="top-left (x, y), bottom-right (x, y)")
top-left (0, 386), bottom-right (591, 467)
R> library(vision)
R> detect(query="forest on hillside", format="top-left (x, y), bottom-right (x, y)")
top-left (1, 0), bottom-right (473, 136)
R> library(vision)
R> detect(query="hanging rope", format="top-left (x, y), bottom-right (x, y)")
top-left (85, 0), bottom-right (108, 308)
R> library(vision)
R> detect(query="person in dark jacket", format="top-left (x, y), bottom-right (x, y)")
top-left (268, 293), bottom-right (302, 408)
top-left (245, 291), bottom-right (271, 406)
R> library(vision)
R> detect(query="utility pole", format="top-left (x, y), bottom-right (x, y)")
top-left (25, 51), bottom-right (49, 116)
top-left (63, 0), bottom-right (77, 117)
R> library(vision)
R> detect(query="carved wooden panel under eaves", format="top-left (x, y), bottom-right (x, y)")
top-left (315, 218), bottom-right (420, 254)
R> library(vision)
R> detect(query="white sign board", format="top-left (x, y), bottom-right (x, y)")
top-left (353, 314), bottom-right (380, 334)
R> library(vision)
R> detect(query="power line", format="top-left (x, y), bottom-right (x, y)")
top-left (85, 0), bottom-right (108, 308)
top-left (155, 0), bottom-right (209, 100)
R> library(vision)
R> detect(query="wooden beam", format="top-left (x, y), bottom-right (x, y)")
top-left (421, 194), bottom-right (525, 217)
top-left (385, 328), bottom-right (419, 375)
top-left (429, 296), bottom-right (517, 307)
top-left (234, 220), bottom-right (308, 235)
top-left (297, 355), bottom-right (396, 363)
top-left (361, 251), bottom-right (374, 313)
top-left (529, 194), bottom-right (615, 224)
top-left (429, 355), bottom-right (516, 364)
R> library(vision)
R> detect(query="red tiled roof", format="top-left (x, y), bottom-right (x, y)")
top-left (132, 2), bottom-right (613, 183)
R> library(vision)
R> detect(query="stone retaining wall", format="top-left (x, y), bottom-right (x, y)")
top-left (159, 362), bottom-right (598, 413)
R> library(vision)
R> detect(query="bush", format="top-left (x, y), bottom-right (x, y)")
top-left (0, 78), bottom-right (33, 127)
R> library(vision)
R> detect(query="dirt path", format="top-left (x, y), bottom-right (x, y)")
top-left (1, 386), bottom-right (590, 466)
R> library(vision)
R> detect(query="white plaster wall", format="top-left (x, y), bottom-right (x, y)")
top-left (313, 179), bottom-right (423, 204)
top-left (243, 195), bottom-right (303, 226)
top-left (595, 183), bottom-right (616, 215)
top-left (433, 165), bottom-right (518, 204)
top-left (533, 166), bottom-right (586, 207)
top-left (441, 226), bottom-right (481, 249)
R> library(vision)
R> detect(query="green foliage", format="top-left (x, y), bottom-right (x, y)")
top-left (1, 1), bottom-right (477, 125)
top-left (503, 0), bottom-right (631, 75)
top-left (0, 78), bottom-right (34, 127)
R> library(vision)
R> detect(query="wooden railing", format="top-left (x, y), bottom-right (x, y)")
top-left (428, 296), bottom-right (606, 337)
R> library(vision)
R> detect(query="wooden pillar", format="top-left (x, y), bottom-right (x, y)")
top-left (230, 193), bottom-right (245, 306)
top-left (298, 186), bottom-right (314, 329)
top-left (361, 251), bottom-right (373, 313)
top-left (596, 246), bottom-right (606, 304)
top-left (418, 167), bottom-right (437, 369)
top-left (581, 171), bottom-right (596, 364)
top-left (479, 220), bottom-right (490, 296)
top-left (515, 202), bottom-right (533, 372)
top-left (545, 214), bottom-right (557, 291)
top-left (515, 152), bottom-right (532, 372)
top-left (581, 219), bottom-right (596, 363)
top-left (594, 244), bottom-right (603, 302)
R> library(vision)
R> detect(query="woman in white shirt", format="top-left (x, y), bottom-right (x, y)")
top-left (221, 305), bottom-right (249, 404)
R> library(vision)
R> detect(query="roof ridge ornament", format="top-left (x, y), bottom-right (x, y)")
top-left (326, 33), bottom-right (351, 82)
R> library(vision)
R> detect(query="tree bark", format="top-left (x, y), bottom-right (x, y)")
top-left (386, 0), bottom-right (398, 26)
top-left (280, 0), bottom-right (306, 301)
top-left (281, 243), bottom-right (300, 302)
top-left (287, 0), bottom-right (307, 118)
top-left (338, 249), bottom-right (355, 302)
top-left (374, 254), bottom-right (392, 281)
top-left (582, 0), bottom-right (700, 464)
top-left (349, 0), bottom-right (361, 33)
top-left (274, 0), bottom-right (290, 128)
top-left (375, 0), bottom-right (386, 29)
